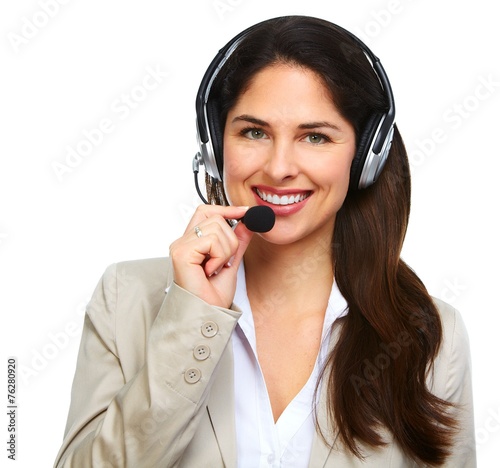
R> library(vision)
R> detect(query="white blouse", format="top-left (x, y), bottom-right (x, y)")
top-left (232, 262), bottom-right (348, 467)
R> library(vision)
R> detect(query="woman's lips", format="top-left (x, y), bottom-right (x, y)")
top-left (253, 187), bottom-right (312, 215)
top-left (255, 188), bottom-right (311, 206)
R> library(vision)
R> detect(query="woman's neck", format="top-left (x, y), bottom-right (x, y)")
top-left (243, 233), bottom-right (334, 319)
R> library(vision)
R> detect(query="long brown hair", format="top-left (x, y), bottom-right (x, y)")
top-left (205, 15), bottom-right (457, 465)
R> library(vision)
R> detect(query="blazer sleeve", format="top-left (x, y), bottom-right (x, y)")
top-left (54, 262), bottom-right (241, 467)
top-left (430, 299), bottom-right (476, 467)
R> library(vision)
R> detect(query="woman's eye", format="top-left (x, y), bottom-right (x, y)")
top-left (243, 128), bottom-right (266, 140)
top-left (305, 133), bottom-right (330, 144)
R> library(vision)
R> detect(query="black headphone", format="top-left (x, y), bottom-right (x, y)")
top-left (193, 16), bottom-right (396, 202)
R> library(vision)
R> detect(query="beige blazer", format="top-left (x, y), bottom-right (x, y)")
top-left (54, 257), bottom-right (476, 467)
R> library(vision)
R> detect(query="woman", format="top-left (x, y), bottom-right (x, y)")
top-left (54, 16), bottom-right (475, 467)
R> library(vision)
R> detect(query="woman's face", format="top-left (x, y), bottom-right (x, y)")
top-left (223, 63), bottom-right (356, 246)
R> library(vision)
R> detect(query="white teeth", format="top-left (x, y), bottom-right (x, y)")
top-left (256, 189), bottom-right (309, 206)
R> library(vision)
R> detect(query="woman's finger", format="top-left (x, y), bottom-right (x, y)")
top-left (184, 204), bottom-right (249, 234)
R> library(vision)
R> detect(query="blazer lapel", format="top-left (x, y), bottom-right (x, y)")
top-left (207, 342), bottom-right (238, 467)
top-left (309, 322), bottom-right (342, 467)
top-left (309, 388), bottom-right (339, 467)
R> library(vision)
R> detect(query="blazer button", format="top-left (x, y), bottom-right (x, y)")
top-left (184, 368), bottom-right (201, 384)
top-left (194, 344), bottom-right (211, 361)
top-left (201, 321), bottom-right (218, 338)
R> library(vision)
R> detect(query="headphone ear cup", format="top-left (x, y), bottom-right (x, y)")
top-left (350, 112), bottom-right (383, 190)
top-left (206, 99), bottom-right (224, 180)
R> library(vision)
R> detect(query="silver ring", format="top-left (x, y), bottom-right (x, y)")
top-left (194, 226), bottom-right (203, 238)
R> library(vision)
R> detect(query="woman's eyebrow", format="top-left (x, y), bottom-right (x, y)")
top-left (231, 114), bottom-right (269, 127)
top-left (298, 121), bottom-right (342, 131)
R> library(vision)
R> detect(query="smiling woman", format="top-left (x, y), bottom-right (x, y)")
top-left (54, 16), bottom-right (476, 468)
top-left (223, 64), bottom-right (355, 242)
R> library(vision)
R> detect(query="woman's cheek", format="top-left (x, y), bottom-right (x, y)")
top-left (222, 157), bottom-right (246, 206)
top-left (223, 146), bottom-right (261, 199)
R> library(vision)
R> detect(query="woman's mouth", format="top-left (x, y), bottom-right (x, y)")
top-left (255, 188), bottom-right (311, 206)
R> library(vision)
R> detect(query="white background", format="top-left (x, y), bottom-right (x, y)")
top-left (1, 0), bottom-right (499, 466)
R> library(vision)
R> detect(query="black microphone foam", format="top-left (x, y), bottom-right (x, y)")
top-left (240, 206), bottom-right (275, 233)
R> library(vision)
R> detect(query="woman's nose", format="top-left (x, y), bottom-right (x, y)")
top-left (263, 139), bottom-right (299, 182)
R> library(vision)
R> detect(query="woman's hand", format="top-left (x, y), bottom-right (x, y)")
top-left (169, 205), bottom-right (254, 308)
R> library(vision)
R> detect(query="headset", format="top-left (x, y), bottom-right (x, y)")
top-left (193, 16), bottom-right (396, 203)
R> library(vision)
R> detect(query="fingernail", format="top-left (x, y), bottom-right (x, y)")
top-left (210, 266), bottom-right (223, 276)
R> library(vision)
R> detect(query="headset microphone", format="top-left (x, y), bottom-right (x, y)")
top-left (238, 206), bottom-right (275, 233)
